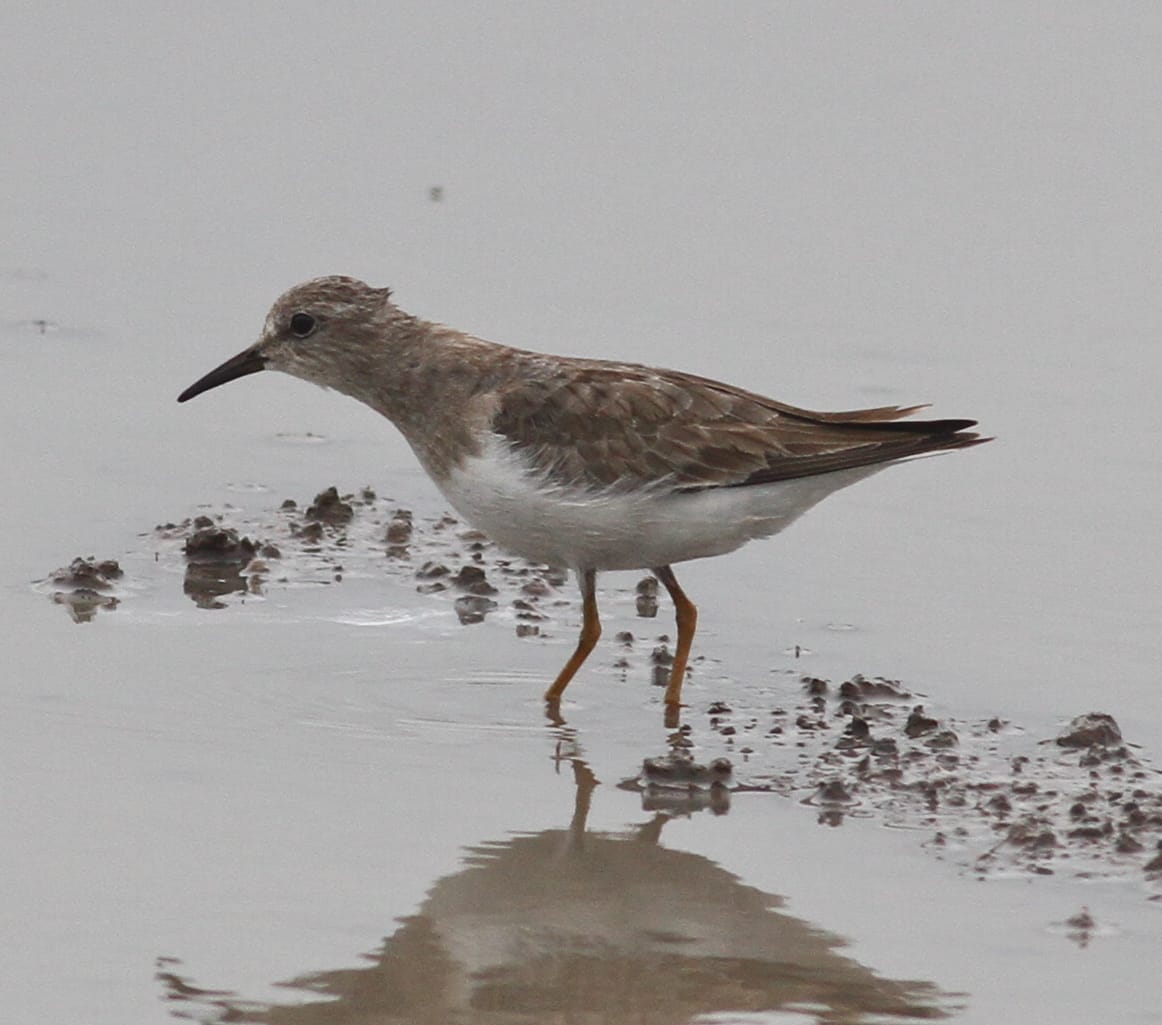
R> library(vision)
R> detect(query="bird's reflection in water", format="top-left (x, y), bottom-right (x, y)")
top-left (160, 733), bottom-right (952, 1024)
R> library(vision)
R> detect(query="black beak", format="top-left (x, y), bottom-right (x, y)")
top-left (177, 347), bottom-right (267, 402)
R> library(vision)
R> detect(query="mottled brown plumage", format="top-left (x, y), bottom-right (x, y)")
top-left (491, 361), bottom-right (984, 492)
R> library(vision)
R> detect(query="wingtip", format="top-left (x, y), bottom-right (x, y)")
top-left (820, 402), bottom-right (931, 423)
top-left (937, 428), bottom-right (993, 451)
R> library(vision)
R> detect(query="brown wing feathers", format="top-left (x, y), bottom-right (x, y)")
top-left (725, 415), bottom-right (985, 488)
top-left (492, 363), bottom-right (987, 492)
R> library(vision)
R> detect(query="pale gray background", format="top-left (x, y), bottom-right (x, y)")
top-left (3, 4), bottom-right (1160, 1023)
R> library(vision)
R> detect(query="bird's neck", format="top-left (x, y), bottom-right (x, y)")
top-left (346, 314), bottom-right (520, 479)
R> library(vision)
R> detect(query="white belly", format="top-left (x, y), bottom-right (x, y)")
top-left (435, 434), bottom-right (883, 571)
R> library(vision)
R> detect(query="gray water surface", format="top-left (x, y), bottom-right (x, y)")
top-left (4, 5), bottom-right (1161, 1023)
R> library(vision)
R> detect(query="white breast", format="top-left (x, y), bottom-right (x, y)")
top-left (434, 434), bottom-right (883, 572)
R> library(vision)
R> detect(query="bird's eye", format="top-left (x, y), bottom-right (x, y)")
top-left (289, 312), bottom-right (317, 338)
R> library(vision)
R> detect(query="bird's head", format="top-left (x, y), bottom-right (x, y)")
top-left (177, 276), bottom-right (395, 402)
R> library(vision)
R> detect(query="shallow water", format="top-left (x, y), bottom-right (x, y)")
top-left (4, 5), bottom-right (1162, 1024)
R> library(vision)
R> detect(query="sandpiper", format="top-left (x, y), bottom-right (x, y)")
top-left (179, 276), bottom-right (987, 712)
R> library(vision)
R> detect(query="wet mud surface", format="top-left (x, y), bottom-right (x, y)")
top-left (42, 556), bottom-right (124, 622)
top-left (686, 687), bottom-right (1162, 890)
top-left (36, 487), bottom-right (1162, 894)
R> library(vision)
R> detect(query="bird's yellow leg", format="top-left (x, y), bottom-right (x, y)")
top-left (654, 565), bottom-right (697, 708)
top-left (544, 569), bottom-right (601, 704)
